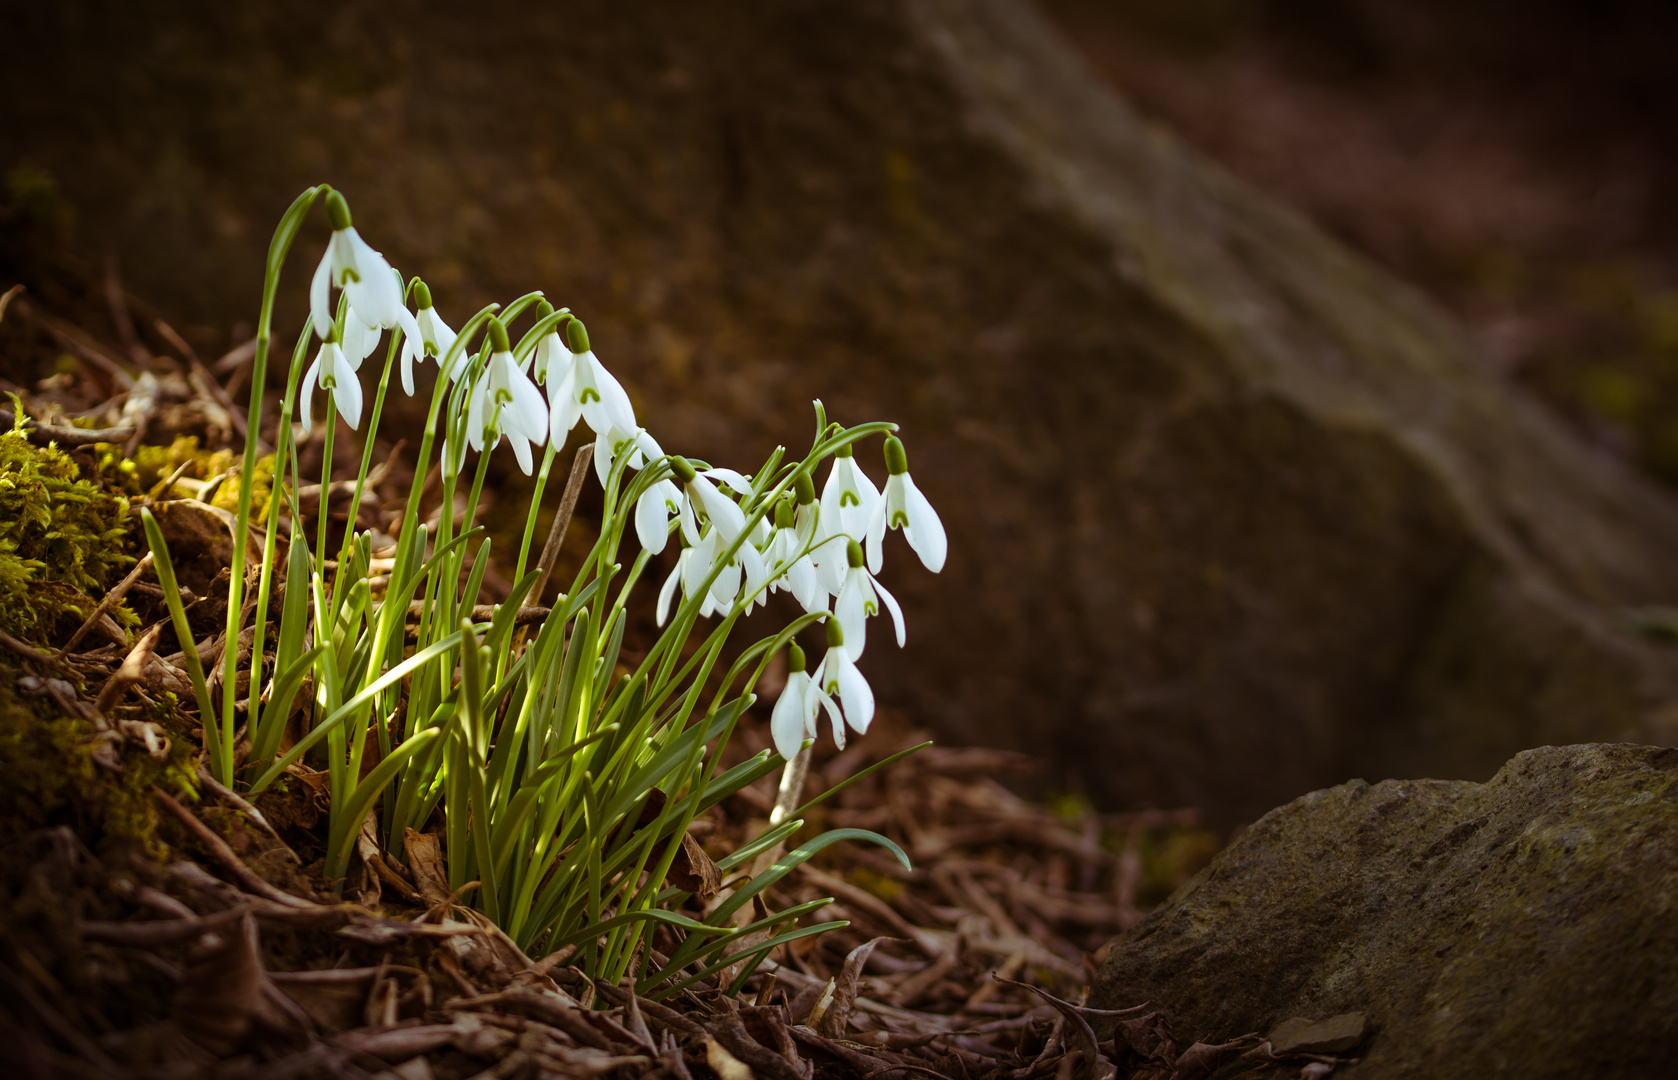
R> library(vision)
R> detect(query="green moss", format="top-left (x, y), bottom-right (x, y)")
top-left (129, 435), bottom-right (274, 520)
top-left (0, 406), bottom-right (137, 644)
top-left (0, 662), bottom-right (197, 862)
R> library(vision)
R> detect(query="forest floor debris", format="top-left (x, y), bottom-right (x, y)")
top-left (0, 257), bottom-right (1241, 1079)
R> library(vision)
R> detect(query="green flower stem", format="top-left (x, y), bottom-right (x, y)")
top-left (214, 184), bottom-right (321, 786)
top-left (244, 320), bottom-right (315, 776)
top-left (314, 399), bottom-right (338, 579)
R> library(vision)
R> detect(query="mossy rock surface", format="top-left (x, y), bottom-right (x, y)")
top-left (1092, 743), bottom-right (1678, 1078)
top-left (9, 0), bottom-right (1678, 820)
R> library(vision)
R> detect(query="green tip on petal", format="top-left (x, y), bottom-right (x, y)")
top-left (788, 642), bottom-right (806, 671)
top-left (566, 318), bottom-right (591, 353)
top-left (775, 497), bottom-right (795, 529)
top-left (670, 456), bottom-right (698, 484)
top-left (325, 190), bottom-right (353, 231)
top-left (825, 617), bottom-right (844, 648)
top-left (412, 279), bottom-right (433, 309)
top-left (486, 316), bottom-right (511, 353)
top-left (794, 471), bottom-right (816, 505)
top-left (847, 538), bottom-right (865, 568)
top-left (883, 435), bottom-right (908, 476)
top-left (835, 442), bottom-right (854, 458)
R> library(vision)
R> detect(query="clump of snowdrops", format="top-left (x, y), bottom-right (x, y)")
top-left (141, 186), bottom-right (946, 990)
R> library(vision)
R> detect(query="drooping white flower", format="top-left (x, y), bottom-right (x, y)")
top-left (594, 425), bottom-right (662, 488)
top-left (401, 280), bottom-right (459, 393)
top-left (636, 477), bottom-right (684, 556)
top-left (309, 191), bottom-right (421, 384)
top-left (866, 436), bottom-right (946, 574)
top-left (527, 301), bottom-right (572, 387)
top-left (299, 338), bottom-right (362, 434)
top-left (669, 457), bottom-right (747, 545)
top-left (340, 312), bottom-right (382, 371)
top-left (770, 642), bottom-right (841, 761)
top-left (466, 317), bottom-right (548, 475)
top-left (766, 496), bottom-right (826, 614)
top-left (833, 539), bottom-right (905, 661)
top-left (547, 318), bottom-right (635, 444)
top-left (812, 444), bottom-right (878, 594)
top-left (812, 618), bottom-right (873, 744)
top-left (820, 442), bottom-right (879, 540)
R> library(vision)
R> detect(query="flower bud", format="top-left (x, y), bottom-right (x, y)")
top-left (413, 279), bottom-right (434, 309)
top-left (825, 617), bottom-right (845, 648)
top-left (835, 441), bottom-right (854, 459)
top-left (847, 538), bottom-right (865, 568)
top-left (486, 316), bottom-right (511, 354)
top-left (775, 497), bottom-right (795, 529)
top-left (325, 190), bottom-right (353, 231)
top-left (788, 642), bottom-right (806, 671)
top-left (670, 455), bottom-right (698, 484)
top-left (535, 298), bottom-right (555, 320)
top-left (794, 471), bottom-right (816, 505)
top-left (883, 435), bottom-right (908, 476)
top-left (566, 317), bottom-right (591, 353)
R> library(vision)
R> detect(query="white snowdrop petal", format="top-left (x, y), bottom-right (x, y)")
top-left (508, 431), bottom-right (534, 475)
top-left (865, 493), bottom-right (889, 575)
top-left (694, 479), bottom-right (747, 543)
top-left (548, 368), bottom-right (580, 444)
top-left (902, 476), bottom-right (947, 573)
top-left (334, 362), bottom-right (364, 430)
top-left (310, 253), bottom-right (334, 341)
top-left (636, 488), bottom-right (670, 555)
top-left (591, 357), bottom-right (637, 434)
top-left (770, 673), bottom-right (811, 762)
top-left (594, 429), bottom-right (618, 486)
top-left (836, 657), bottom-right (874, 734)
top-left (701, 467), bottom-right (754, 496)
top-left (871, 573), bottom-right (906, 648)
top-left (299, 355), bottom-right (321, 436)
top-left (510, 374), bottom-right (547, 443)
top-left (656, 555), bottom-right (684, 627)
top-left (835, 572), bottom-right (868, 661)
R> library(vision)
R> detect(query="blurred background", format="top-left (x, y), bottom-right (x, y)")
top-left (5, 0), bottom-right (1678, 828)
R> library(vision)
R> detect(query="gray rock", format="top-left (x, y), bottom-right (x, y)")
top-left (7, 2), bottom-right (1678, 820)
top-left (1092, 744), bottom-right (1678, 1078)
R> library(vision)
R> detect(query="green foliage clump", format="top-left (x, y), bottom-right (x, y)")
top-left (0, 408), bottom-right (137, 643)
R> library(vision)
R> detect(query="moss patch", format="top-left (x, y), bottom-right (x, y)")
top-left (0, 663), bottom-right (197, 867)
top-left (0, 407), bottom-right (138, 644)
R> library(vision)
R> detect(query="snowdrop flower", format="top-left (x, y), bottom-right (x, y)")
top-left (309, 191), bottom-right (420, 378)
top-left (340, 312), bottom-right (382, 370)
top-left (467, 317), bottom-right (548, 475)
top-left (821, 442), bottom-right (879, 540)
top-left (866, 436), bottom-right (946, 574)
top-left (547, 318), bottom-right (636, 445)
top-left (833, 539), bottom-right (905, 661)
top-left (770, 642), bottom-right (841, 761)
top-left (767, 497), bottom-right (825, 614)
top-left (401, 280), bottom-right (458, 393)
top-left (681, 527), bottom-right (739, 613)
top-left (813, 618), bottom-right (873, 745)
top-left (527, 301), bottom-right (571, 387)
top-left (669, 457), bottom-right (747, 545)
top-left (594, 424), bottom-right (662, 488)
top-left (812, 443), bottom-right (878, 594)
top-left (636, 474), bottom-right (685, 556)
top-left (299, 337), bottom-right (361, 435)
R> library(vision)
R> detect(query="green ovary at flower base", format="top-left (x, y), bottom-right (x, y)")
top-left (139, 183), bottom-right (944, 990)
